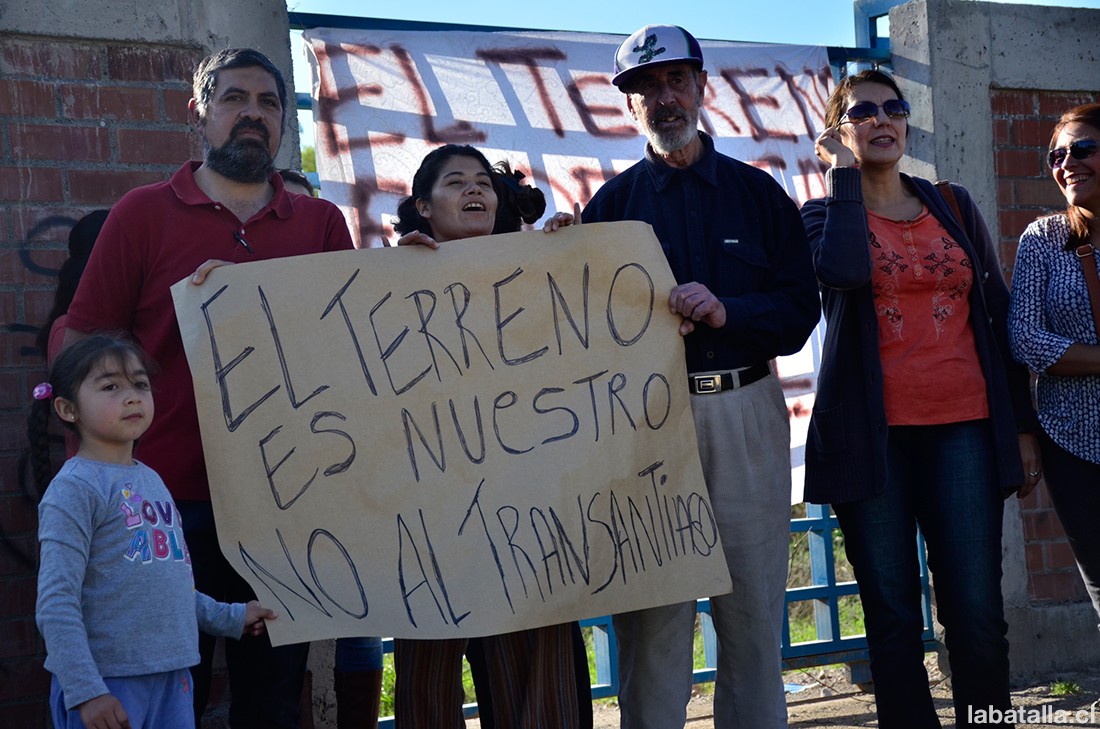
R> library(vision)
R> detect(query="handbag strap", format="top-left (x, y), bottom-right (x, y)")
top-left (1075, 243), bottom-right (1100, 337)
top-left (935, 180), bottom-right (966, 231)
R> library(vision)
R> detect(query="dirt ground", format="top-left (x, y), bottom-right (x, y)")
top-left (466, 660), bottom-right (1100, 728)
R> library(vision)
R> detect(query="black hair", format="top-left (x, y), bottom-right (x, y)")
top-left (193, 48), bottom-right (287, 130)
top-left (492, 162), bottom-right (547, 234)
top-left (1047, 103), bottom-right (1100, 249)
top-left (27, 336), bottom-right (154, 496)
top-left (824, 69), bottom-right (906, 130)
top-left (393, 145), bottom-right (495, 237)
top-left (34, 209), bottom-right (109, 357)
top-left (278, 168), bottom-right (315, 196)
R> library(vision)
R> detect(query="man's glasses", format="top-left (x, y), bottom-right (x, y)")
top-left (1047, 139), bottom-right (1097, 169)
top-left (840, 99), bottom-right (912, 125)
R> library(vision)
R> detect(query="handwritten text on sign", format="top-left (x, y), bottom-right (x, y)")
top-left (171, 222), bottom-right (732, 644)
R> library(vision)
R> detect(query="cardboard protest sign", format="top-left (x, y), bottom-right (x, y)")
top-left (172, 222), bottom-right (732, 644)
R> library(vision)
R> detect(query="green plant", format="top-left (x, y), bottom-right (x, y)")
top-left (1051, 679), bottom-right (1081, 696)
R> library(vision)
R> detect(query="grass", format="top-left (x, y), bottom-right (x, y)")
top-left (376, 507), bottom-right (864, 714)
top-left (1051, 679), bottom-right (1082, 696)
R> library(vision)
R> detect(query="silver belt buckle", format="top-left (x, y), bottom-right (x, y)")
top-left (692, 374), bottom-right (722, 394)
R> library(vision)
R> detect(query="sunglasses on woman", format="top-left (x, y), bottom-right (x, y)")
top-left (1047, 139), bottom-right (1098, 169)
top-left (840, 99), bottom-right (912, 125)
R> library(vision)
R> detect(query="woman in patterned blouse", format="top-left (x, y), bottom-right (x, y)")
top-left (801, 69), bottom-right (1040, 729)
top-left (1008, 102), bottom-right (1100, 630)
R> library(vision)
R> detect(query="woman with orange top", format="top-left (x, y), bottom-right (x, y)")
top-left (799, 70), bottom-right (1039, 728)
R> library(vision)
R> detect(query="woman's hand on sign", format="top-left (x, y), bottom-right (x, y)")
top-left (543, 202), bottom-right (583, 233)
top-left (397, 230), bottom-right (440, 250)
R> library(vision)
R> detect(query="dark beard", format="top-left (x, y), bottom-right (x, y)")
top-left (202, 122), bottom-right (275, 183)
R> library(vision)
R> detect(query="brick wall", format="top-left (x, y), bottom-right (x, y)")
top-left (991, 87), bottom-right (1097, 604)
top-left (0, 34), bottom-right (201, 725)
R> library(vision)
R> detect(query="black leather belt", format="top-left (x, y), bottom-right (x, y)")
top-left (687, 363), bottom-right (771, 394)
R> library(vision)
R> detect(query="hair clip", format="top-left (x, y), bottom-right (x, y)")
top-left (32, 382), bottom-right (53, 400)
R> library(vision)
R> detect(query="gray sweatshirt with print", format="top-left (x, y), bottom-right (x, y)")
top-left (36, 457), bottom-right (246, 710)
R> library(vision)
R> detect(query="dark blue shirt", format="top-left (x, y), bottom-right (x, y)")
top-left (583, 133), bottom-right (820, 372)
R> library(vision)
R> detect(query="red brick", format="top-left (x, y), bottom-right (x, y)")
top-left (12, 205), bottom-right (105, 244)
top-left (999, 240), bottom-right (1020, 272)
top-left (106, 46), bottom-right (200, 84)
top-left (0, 694), bottom-right (49, 729)
top-left (60, 84), bottom-right (158, 121)
top-left (990, 89), bottom-right (1037, 118)
top-left (118, 128), bottom-right (194, 164)
top-left (999, 209), bottom-right (1041, 241)
top-left (1, 39), bottom-right (102, 80)
top-left (1022, 508), bottom-right (1068, 541)
top-left (0, 167), bottom-right (63, 203)
top-left (1015, 177), bottom-right (1064, 208)
top-left (1011, 118), bottom-right (1050, 148)
top-left (995, 148), bottom-right (1043, 178)
top-left (1046, 540), bottom-right (1080, 571)
top-left (163, 88), bottom-right (195, 125)
top-left (1017, 482), bottom-right (1043, 511)
top-left (0, 410), bottom-right (33, 451)
top-left (0, 80), bottom-right (56, 119)
top-left (992, 119), bottom-right (1010, 147)
top-left (1038, 92), bottom-right (1098, 118)
top-left (1024, 542), bottom-right (1044, 574)
top-left (1029, 570), bottom-right (1089, 603)
top-left (9, 124), bottom-right (110, 163)
top-left (0, 249), bottom-right (65, 288)
top-left (0, 618), bottom-right (39, 660)
top-left (0, 577), bottom-right (37, 620)
top-left (0, 372), bottom-right (21, 409)
top-left (68, 169), bottom-right (165, 205)
top-left (0, 494), bottom-right (37, 536)
top-left (24, 288), bottom-right (54, 326)
top-left (996, 179), bottom-right (1014, 207)
top-left (0, 655), bottom-right (49, 700)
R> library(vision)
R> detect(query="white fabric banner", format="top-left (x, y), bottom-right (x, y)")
top-left (303, 25), bottom-right (834, 248)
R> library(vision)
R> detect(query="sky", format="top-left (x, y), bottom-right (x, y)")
top-left (285, 0), bottom-right (1100, 148)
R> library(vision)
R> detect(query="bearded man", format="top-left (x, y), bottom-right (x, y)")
top-left (580, 25), bottom-right (820, 729)
top-left (64, 48), bottom-right (354, 728)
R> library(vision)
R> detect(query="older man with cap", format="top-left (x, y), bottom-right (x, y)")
top-left (575, 24), bottom-right (820, 729)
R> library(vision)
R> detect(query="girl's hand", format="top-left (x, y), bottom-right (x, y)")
top-left (397, 231), bottom-right (440, 250)
top-left (191, 259), bottom-right (234, 285)
top-left (78, 693), bottom-right (131, 729)
top-left (243, 600), bottom-right (277, 637)
top-left (814, 126), bottom-right (858, 169)
top-left (543, 202), bottom-right (583, 233)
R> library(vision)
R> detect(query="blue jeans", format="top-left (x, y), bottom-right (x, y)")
top-left (335, 636), bottom-right (383, 672)
top-left (833, 420), bottom-right (1010, 729)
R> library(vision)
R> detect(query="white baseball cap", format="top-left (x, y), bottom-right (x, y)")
top-left (612, 24), bottom-right (704, 89)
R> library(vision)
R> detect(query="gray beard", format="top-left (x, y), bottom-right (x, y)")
top-left (645, 109), bottom-right (701, 156)
top-left (203, 136), bottom-right (274, 184)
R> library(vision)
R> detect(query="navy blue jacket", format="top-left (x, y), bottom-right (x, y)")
top-left (800, 168), bottom-right (1035, 504)
top-left (583, 133), bottom-right (820, 372)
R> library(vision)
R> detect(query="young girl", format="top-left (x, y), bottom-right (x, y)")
top-left (31, 335), bottom-right (276, 729)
